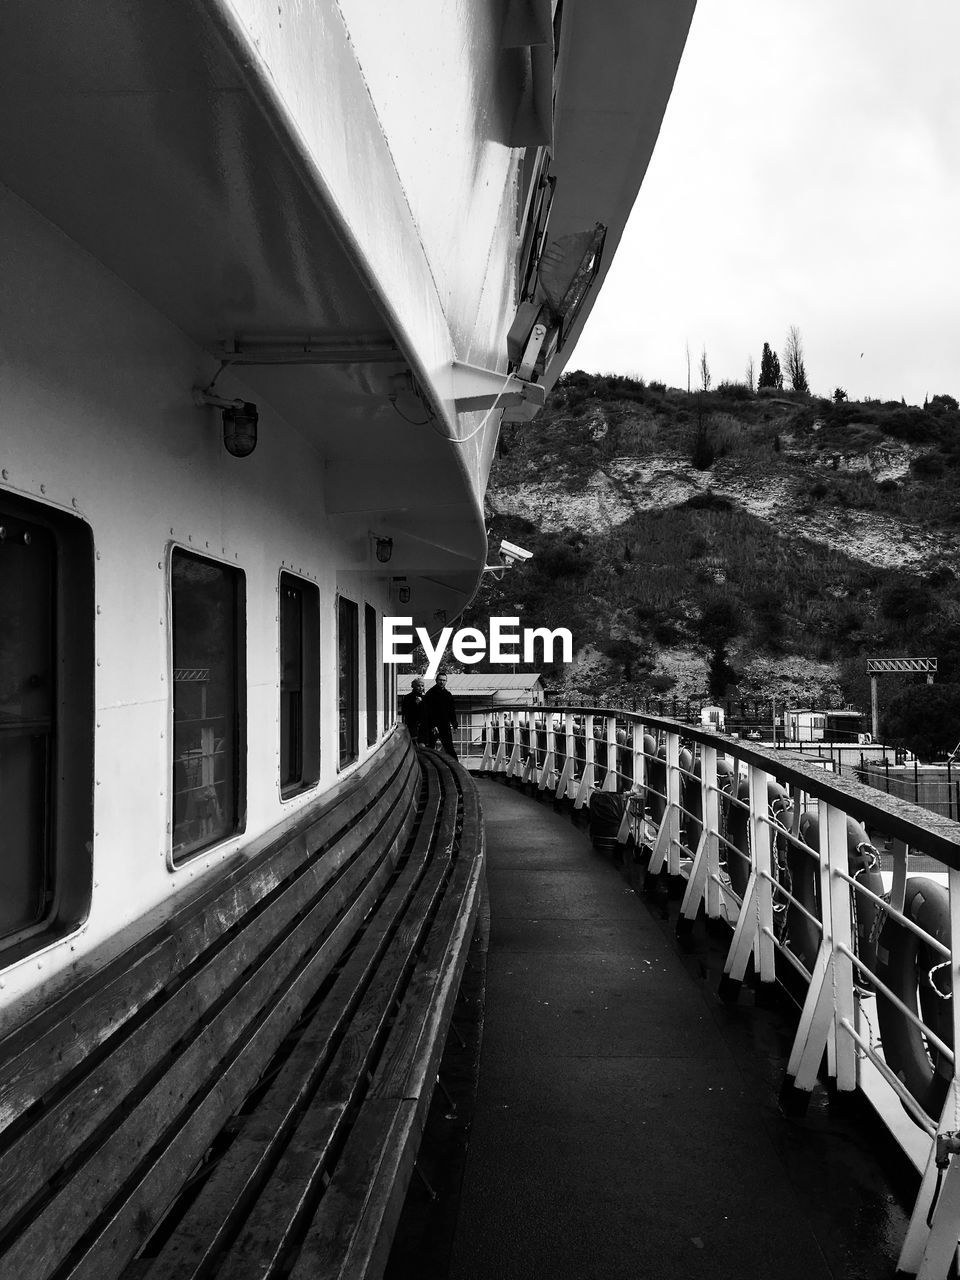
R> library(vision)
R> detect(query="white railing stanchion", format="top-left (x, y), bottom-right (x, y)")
top-left (521, 712), bottom-right (537, 784)
top-left (506, 715), bottom-right (522, 778)
top-left (603, 714), bottom-right (618, 792)
top-left (566, 711), bottom-right (579, 799)
top-left (492, 712), bottom-right (507, 774)
top-left (617, 718), bottom-right (646, 846)
top-left (679, 745), bottom-right (719, 932)
top-left (554, 711), bottom-right (575, 799)
top-left (780, 800), bottom-right (855, 1113)
top-left (575, 714), bottom-right (595, 809)
top-left (539, 714), bottom-right (556, 791)
top-left (898, 865), bottom-right (960, 1278)
top-left (718, 767), bottom-right (764, 1002)
top-left (480, 710), bottom-right (493, 771)
top-left (749, 765), bottom-right (776, 992)
top-left (647, 729), bottom-right (681, 879)
top-left (890, 837), bottom-right (909, 915)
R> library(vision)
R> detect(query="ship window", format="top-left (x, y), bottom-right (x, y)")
top-left (0, 491), bottom-right (94, 963)
top-left (338, 596), bottom-right (359, 769)
top-left (171, 549), bottom-right (246, 863)
top-left (280, 573), bottom-right (320, 797)
top-left (382, 631), bottom-right (393, 730)
top-left (365, 603), bottom-right (378, 746)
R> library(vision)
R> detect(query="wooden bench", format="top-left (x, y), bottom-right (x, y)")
top-left (0, 733), bottom-right (484, 1280)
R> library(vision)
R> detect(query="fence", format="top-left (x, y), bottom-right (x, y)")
top-left (478, 704), bottom-right (960, 1280)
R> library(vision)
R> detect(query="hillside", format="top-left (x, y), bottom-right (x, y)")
top-left (458, 374), bottom-right (960, 712)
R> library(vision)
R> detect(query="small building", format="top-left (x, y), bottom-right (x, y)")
top-left (783, 708), bottom-right (866, 744)
top-left (401, 672), bottom-right (544, 756)
top-left (700, 704), bottom-right (725, 731)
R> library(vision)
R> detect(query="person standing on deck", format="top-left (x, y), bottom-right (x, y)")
top-left (423, 672), bottom-right (458, 757)
top-left (400, 677), bottom-right (426, 742)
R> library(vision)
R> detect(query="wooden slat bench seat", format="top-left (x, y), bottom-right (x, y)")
top-left (0, 734), bottom-right (484, 1280)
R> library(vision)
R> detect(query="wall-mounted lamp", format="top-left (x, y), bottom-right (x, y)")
top-left (393, 576), bottom-right (411, 605)
top-left (194, 387), bottom-right (259, 458)
top-left (375, 536), bottom-right (393, 563)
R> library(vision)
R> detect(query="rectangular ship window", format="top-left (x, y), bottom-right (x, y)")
top-left (0, 492), bottom-right (93, 961)
top-left (365, 603), bottom-right (378, 746)
top-left (171, 549), bottom-right (245, 862)
top-left (382, 633), bottom-right (393, 731)
top-left (280, 572), bottom-right (320, 797)
top-left (338, 595), bottom-right (359, 769)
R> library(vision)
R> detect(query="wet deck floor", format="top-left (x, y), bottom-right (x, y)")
top-left (446, 777), bottom-right (913, 1280)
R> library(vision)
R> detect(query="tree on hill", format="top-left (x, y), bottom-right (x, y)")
top-left (882, 683), bottom-right (960, 760)
top-left (698, 596), bottom-right (740, 699)
top-left (928, 393), bottom-right (959, 413)
top-left (699, 346), bottom-right (711, 393)
top-left (758, 343), bottom-right (782, 390)
top-left (783, 325), bottom-right (809, 393)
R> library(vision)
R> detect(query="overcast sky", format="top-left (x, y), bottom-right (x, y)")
top-left (572, 1), bottom-right (960, 407)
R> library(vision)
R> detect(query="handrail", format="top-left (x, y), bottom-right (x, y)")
top-left (481, 703), bottom-right (960, 868)
top-left (477, 699), bottom-right (960, 1280)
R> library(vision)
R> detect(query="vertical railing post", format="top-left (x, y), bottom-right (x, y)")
top-left (633, 718), bottom-right (647, 800)
top-left (506, 712), bottom-right (522, 778)
top-left (539, 713), bottom-right (556, 791)
top-left (554, 711), bottom-right (575, 799)
top-left (603, 714), bottom-right (618, 792)
top-left (824, 800), bottom-right (856, 1089)
top-left (521, 710), bottom-right (537, 785)
top-left (718, 761), bottom-right (765, 1002)
top-left (648, 729), bottom-right (681, 878)
top-left (492, 712), bottom-right (507, 774)
top-left (575, 713), bottom-right (596, 808)
top-left (749, 764), bottom-right (776, 993)
top-left (665, 730), bottom-right (682, 876)
top-left (678, 744), bottom-right (720, 933)
top-left (480, 710), bottom-right (493, 772)
top-left (897, 865), bottom-right (960, 1277)
top-left (706, 747), bottom-right (723, 920)
top-left (780, 800), bottom-right (855, 1113)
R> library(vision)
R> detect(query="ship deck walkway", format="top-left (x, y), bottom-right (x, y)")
top-left (446, 777), bottom-right (911, 1280)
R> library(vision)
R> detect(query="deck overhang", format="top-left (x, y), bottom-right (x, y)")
top-left (0, 0), bottom-right (696, 621)
top-left (0, 0), bottom-right (488, 619)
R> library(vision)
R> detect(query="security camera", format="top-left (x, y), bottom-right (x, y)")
top-left (499, 539), bottom-right (533, 564)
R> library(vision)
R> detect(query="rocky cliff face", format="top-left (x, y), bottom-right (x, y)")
top-left (469, 377), bottom-right (960, 707)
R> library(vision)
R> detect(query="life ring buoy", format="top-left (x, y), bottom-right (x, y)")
top-left (786, 812), bottom-right (884, 979)
top-left (876, 876), bottom-right (953, 1121)
top-left (726, 777), bottom-right (792, 901)
top-left (643, 735), bottom-right (666, 824)
top-left (685, 753), bottom-right (735, 854)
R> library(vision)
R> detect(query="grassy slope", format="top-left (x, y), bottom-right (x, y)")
top-left (459, 374), bottom-right (960, 708)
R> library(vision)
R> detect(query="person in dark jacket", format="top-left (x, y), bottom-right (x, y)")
top-left (400, 677), bottom-right (426, 741)
top-left (422, 673), bottom-right (457, 757)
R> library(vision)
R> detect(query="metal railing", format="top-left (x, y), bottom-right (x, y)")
top-left (478, 704), bottom-right (960, 1280)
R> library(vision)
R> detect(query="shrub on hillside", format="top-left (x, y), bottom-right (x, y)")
top-left (679, 491), bottom-right (733, 512)
top-left (716, 380), bottom-right (754, 400)
top-left (928, 394), bottom-right (959, 413)
top-left (911, 452), bottom-right (945, 479)
top-left (879, 579), bottom-right (934, 624)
